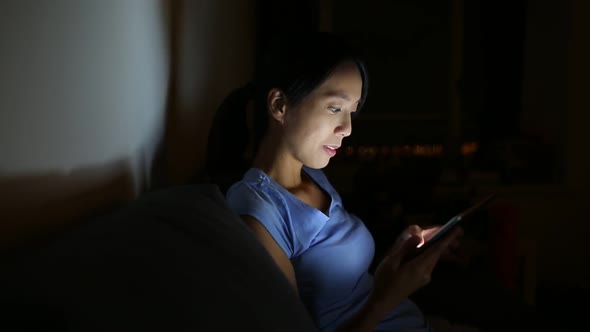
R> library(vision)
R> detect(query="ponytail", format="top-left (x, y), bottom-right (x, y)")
top-left (205, 82), bottom-right (255, 194)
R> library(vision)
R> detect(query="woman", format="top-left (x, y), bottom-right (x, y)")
top-left (206, 32), bottom-right (462, 332)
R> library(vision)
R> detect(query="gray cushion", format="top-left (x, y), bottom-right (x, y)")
top-left (2, 184), bottom-right (317, 332)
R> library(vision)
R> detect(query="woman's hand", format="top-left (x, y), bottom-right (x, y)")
top-left (421, 225), bottom-right (463, 262)
top-left (368, 224), bottom-right (463, 315)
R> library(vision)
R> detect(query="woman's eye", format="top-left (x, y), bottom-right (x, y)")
top-left (328, 106), bottom-right (342, 113)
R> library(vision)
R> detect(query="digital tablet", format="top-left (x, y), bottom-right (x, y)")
top-left (407, 193), bottom-right (497, 260)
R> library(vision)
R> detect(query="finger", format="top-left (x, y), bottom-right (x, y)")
top-left (422, 226), bottom-right (441, 242)
top-left (395, 225), bottom-right (424, 250)
top-left (391, 234), bottom-right (422, 266)
top-left (401, 235), bottom-right (422, 257)
top-left (389, 229), bottom-right (415, 255)
top-left (420, 227), bottom-right (463, 263)
top-left (433, 227), bottom-right (463, 253)
top-left (406, 224), bottom-right (423, 238)
top-left (404, 227), bottom-right (464, 271)
top-left (409, 225), bottom-right (426, 247)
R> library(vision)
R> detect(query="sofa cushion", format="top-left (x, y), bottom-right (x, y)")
top-left (1, 184), bottom-right (317, 332)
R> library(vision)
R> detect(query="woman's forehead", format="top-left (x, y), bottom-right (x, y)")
top-left (316, 63), bottom-right (363, 100)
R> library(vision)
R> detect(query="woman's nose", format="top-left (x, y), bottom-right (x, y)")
top-left (336, 114), bottom-right (352, 137)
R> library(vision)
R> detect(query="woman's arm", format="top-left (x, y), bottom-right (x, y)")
top-left (336, 225), bottom-right (464, 332)
top-left (241, 215), bottom-right (299, 296)
top-left (239, 215), bottom-right (406, 332)
top-left (242, 216), bottom-right (462, 332)
top-left (332, 235), bottom-right (423, 332)
top-left (242, 215), bottom-right (384, 331)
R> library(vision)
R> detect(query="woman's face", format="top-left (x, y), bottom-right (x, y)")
top-left (282, 61), bottom-right (363, 169)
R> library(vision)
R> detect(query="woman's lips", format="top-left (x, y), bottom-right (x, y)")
top-left (323, 145), bottom-right (339, 157)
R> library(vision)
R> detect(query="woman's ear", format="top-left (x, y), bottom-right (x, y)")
top-left (267, 88), bottom-right (287, 123)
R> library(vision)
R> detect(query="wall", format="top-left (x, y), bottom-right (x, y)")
top-left (0, 0), bottom-right (170, 185)
top-left (0, 0), bottom-right (256, 247)
top-left (154, 0), bottom-right (256, 186)
top-left (566, 0), bottom-right (590, 190)
top-left (0, 0), bottom-right (171, 246)
top-left (508, 0), bottom-right (590, 291)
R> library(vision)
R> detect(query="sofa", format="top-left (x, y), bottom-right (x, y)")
top-left (1, 184), bottom-right (318, 331)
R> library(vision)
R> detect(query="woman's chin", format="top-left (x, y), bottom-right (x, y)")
top-left (305, 159), bottom-right (330, 170)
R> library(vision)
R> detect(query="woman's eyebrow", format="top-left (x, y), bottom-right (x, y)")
top-left (323, 90), bottom-right (360, 103)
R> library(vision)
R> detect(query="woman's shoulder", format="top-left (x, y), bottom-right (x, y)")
top-left (226, 168), bottom-right (286, 209)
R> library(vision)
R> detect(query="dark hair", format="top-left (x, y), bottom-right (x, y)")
top-left (206, 32), bottom-right (369, 192)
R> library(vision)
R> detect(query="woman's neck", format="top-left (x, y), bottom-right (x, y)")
top-left (252, 136), bottom-right (304, 190)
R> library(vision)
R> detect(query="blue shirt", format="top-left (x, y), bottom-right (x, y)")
top-left (226, 167), bottom-right (430, 332)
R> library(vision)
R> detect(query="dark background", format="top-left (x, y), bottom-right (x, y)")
top-left (257, 0), bottom-right (587, 329)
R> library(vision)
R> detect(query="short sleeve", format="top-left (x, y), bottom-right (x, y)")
top-left (226, 182), bottom-right (295, 258)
